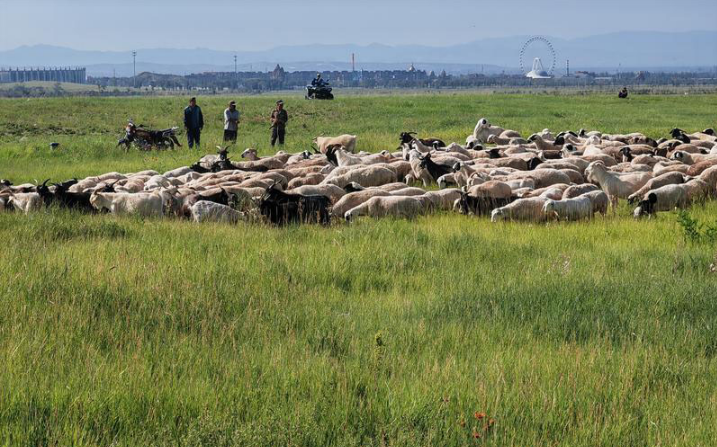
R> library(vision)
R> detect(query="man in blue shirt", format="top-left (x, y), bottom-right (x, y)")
top-left (183, 97), bottom-right (204, 149)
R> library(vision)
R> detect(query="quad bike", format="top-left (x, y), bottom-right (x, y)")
top-left (305, 83), bottom-right (334, 100)
top-left (117, 121), bottom-right (182, 151)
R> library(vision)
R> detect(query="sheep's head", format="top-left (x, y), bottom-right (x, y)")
top-left (553, 135), bottom-right (565, 146)
top-left (633, 193), bottom-right (657, 218)
top-left (671, 151), bottom-right (687, 162)
top-left (486, 135), bottom-right (497, 144)
top-left (490, 208), bottom-right (505, 222)
top-left (703, 128), bottom-right (715, 136)
top-left (343, 182), bottom-right (364, 193)
top-left (488, 148), bottom-right (501, 159)
top-left (527, 158), bottom-right (543, 171)
top-left (528, 134), bottom-right (540, 143)
top-left (241, 148), bottom-right (258, 160)
top-left (476, 118), bottom-right (489, 129)
top-left (89, 192), bottom-right (107, 210)
top-left (542, 200), bottom-right (556, 216)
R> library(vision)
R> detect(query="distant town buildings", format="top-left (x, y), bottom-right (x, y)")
top-left (0, 67), bottom-right (87, 84)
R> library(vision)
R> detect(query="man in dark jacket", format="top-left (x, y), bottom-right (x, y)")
top-left (270, 99), bottom-right (288, 147)
top-left (184, 97), bottom-right (204, 148)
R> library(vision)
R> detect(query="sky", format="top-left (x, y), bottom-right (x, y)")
top-left (0, 0), bottom-right (715, 51)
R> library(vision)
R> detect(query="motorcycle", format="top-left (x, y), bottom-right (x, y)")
top-left (117, 121), bottom-right (182, 151)
top-left (305, 81), bottom-right (334, 100)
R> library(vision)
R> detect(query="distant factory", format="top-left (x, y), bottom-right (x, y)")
top-left (0, 67), bottom-right (87, 84)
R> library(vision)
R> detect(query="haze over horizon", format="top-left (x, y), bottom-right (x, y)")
top-left (1, 0), bottom-right (715, 52)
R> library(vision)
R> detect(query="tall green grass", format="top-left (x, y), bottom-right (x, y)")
top-left (1, 94), bottom-right (717, 446)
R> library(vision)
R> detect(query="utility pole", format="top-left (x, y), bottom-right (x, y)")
top-left (132, 51), bottom-right (137, 88)
top-left (234, 54), bottom-right (238, 89)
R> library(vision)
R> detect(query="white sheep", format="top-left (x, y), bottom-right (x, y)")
top-left (543, 196), bottom-right (594, 221)
top-left (190, 201), bottom-right (244, 224)
top-left (344, 195), bottom-right (430, 221)
top-left (585, 162), bottom-right (651, 211)
top-left (90, 192), bottom-right (164, 217)
top-left (313, 135), bottom-right (358, 154)
top-left (8, 192), bottom-right (43, 214)
top-left (323, 165), bottom-right (397, 189)
top-left (472, 118), bottom-right (505, 143)
top-left (330, 189), bottom-right (391, 217)
top-left (491, 198), bottom-right (548, 223)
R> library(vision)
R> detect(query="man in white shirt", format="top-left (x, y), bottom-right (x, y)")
top-left (223, 101), bottom-right (240, 142)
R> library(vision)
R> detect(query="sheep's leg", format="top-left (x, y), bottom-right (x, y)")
top-left (610, 196), bottom-right (619, 215)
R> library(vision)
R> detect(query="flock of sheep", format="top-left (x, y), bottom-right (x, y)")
top-left (2, 120), bottom-right (717, 225)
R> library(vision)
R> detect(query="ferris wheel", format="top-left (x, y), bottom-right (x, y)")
top-left (520, 36), bottom-right (557, 78)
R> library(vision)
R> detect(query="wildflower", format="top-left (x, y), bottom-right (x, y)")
top-left (474, 412), bottom-right (486, 420)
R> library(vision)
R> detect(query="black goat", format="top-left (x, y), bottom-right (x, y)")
top-left (36, 178), bottom-right (96, 212)
top-left (457, 192), bottom-right (515, 216)
top-left (399, 131), bottom-right (445, 148)
top-left (258, 184), bottom-right (330, 226)
top-left (418, 153), bottom-right (454, 182)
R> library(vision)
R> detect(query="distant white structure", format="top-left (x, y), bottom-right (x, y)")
top-left (520, 36), bottom-right (556, 79)
top-left (526, 58), bottom-right (551, 79)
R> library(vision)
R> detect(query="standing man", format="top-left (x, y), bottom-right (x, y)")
top-left (224, 100), bottom-right (240, 143)
top-left (184, 97), bottom-right (204, 149)
top-left (270, 99), bottom-right (288, 147)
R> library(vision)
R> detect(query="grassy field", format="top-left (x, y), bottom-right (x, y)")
top-left (1, 93), bottom-right (717, 446)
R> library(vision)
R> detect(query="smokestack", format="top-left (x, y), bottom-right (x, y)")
top-left (351, 53), bottom-right (355, 72)
top-left (566, 59), bottom-right (570, 77)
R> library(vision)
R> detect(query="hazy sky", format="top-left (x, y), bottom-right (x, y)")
top-left (1, 0), bottom-right (715, 51)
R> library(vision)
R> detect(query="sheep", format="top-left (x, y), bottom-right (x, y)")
top-left (89, 192), bottom-right (164, 217)
top-left (472, 118), bottom-right (505, 143)
top-left (627, 172), bottom-right (686, 204)
top-left (543, 196), bottom-right (594, 221)
top-left (330, 189), bottom-right (391, 217)
top-left (457, 181), bottom-right (514, 216)
top-left (190, 201), bottom-right (244, 224)
top-left (422, 189), bottom-right (462, 211)
top-left (671, 151), bottom-right (717, 165)
top-left (632, 184), bottom-right (689, 218)
top-left (389, 187), bottom-right (426, 197)
top-left (506, 169), bottom-right (573, 189)
top-left (585, 162), bottom-right (651, 211)
top-left (491, 198), bottom-right (548, 223)
top-left (313, 135), bottom-right (358, 154)
top-left (698, 165), bottom-right (717, 195)
top-left (322, 165), bottom-right (397, 189)
top-left (344, 195), bottom-right (430, 221)
top-left (437, 173), bottom-right (457, 189)
top-left (399, 132), bottom-right (446, 149)
top-left (562, 184), bottom-right (600, 199)
top-left (289, 184), bottom-right (346, 203)
top-left (685, 159), bottom-right (717, 176)
top-left (582, 190), bottom-right (609, 216)
top-left (287, 173), bottom-right (325, 189)
top-left (529, 134), bottom-right (565, 152)
top-left (8, 192), bottom-right (43, 214)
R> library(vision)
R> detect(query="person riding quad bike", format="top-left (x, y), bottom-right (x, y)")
top-left (306, 73), bottom-right (334, 100)
top-left (311, 73), bottom-right (326, 88)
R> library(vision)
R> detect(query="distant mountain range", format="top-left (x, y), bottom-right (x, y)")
top-left (1, 31), bottom-right (715, 77)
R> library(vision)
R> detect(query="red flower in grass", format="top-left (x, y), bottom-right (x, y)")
top-left (472, 430), bottom-right (482, 439)
top-left (474, 412), bottom-right (486, 420)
